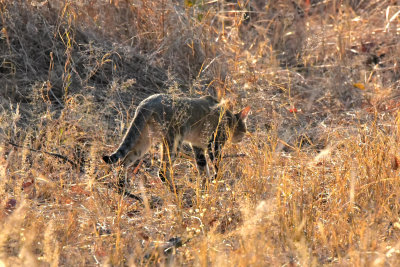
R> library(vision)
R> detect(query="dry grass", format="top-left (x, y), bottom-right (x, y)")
top-left (1, 0), bottom-right (400, 265)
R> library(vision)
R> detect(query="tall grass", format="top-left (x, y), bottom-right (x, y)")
top-left (1, 0), bottom-right (400, 265)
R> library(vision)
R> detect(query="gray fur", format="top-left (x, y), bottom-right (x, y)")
top-left (103, 94), bottom-right (249, 191)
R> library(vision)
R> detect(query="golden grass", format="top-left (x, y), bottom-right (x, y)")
top-left (1, 0), bottom-right (400, 265)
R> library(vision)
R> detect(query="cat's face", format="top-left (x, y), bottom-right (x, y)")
top-left (231, 106), bottom-right (251, 143)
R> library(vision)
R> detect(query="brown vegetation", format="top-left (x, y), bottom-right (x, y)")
top-left (1, 0), bottom-right (400, 265)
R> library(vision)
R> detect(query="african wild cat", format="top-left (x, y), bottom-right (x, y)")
top-left (103, 94), bottom-right (250, 191)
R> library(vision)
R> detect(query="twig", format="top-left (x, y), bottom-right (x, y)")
top-left (7, 141), bottom-right (78, 169)
top-left (222, 153), bottom-right (247, 158)
top-left (8, 140), bottom-right (143, 202)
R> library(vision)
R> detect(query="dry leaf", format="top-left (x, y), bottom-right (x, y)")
top-left (353, 83), bottom-right (366, 90)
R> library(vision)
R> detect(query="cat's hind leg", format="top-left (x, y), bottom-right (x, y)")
top-left (117, 129), bottom-right (151, 198)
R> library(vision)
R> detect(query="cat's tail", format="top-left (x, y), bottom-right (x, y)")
top-left (102, 154), bottom-right (115, 164)
top-left (103, 108), bottom-right (152, 164)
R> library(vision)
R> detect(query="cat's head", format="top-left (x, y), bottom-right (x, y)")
top-left (231, 106), bottom-right (251, 143)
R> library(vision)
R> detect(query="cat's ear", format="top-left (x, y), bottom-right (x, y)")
top-left (238, 106), bottom-right (251, 120)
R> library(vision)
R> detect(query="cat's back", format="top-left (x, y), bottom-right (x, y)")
top-left (137, 94), bottom-right (221, 123)
top-left (183, 95), bottom-right (220, 114)
top-left (140, 94), bottom-right (218, 111)
top-left (138, 94), bottom-right (168, 109)
top-left (199, 95), bottom-right (219, 105)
